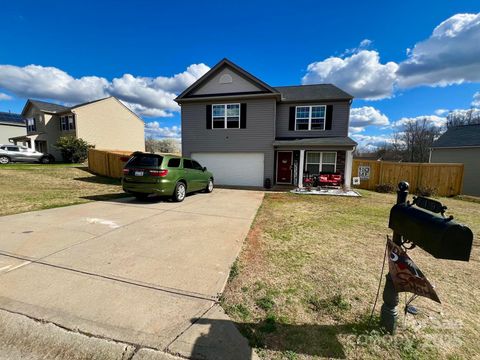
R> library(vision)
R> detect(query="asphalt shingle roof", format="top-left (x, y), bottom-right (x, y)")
top-left (0, 111), bottom-right (26, 126)
top-left (274, 84), bottom-right (354, 102)
top-left (432, 124), bottom-right (480, 148)
top-left (28, 99), bottom-right (70, 113)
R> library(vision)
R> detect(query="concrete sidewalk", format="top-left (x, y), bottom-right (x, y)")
top-left (0, 189), bottom-right (263, 359)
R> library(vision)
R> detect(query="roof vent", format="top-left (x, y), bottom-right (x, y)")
top-left (219, 74), bottom-right (233, 84)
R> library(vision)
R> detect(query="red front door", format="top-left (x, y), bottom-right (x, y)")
top-left (276, 151), bottom-right (292, 183)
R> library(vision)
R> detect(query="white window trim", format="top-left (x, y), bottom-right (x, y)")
top-left (295, 105), bottom-right (326, 131)
top-left (305, 151), bottom-right (337, 174)
top-left (212, 103), bottom-right (241, 129)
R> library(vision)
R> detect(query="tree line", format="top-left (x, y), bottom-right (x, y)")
top-left (356, 109), bottom-right (480, 163)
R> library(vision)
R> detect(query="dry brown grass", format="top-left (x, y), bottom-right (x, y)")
top-left (222, 191), bottom-right (480, 360)
top-left (0, 164), bottom-right (125, 217)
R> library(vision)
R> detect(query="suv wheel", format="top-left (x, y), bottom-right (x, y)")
top-left (40, 156), bottom-right (51, 164)
top-left (0, 156), bottom-right (10, 164)
top-left (173, 182), bottom-right (186, 202)
top-left (205, 179), bottom-right (214, 193)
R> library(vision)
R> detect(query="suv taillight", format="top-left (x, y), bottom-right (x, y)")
top-left (122, 169), bottom-right (129, 175)
top-left (149, 169), bottom-right (168, 177)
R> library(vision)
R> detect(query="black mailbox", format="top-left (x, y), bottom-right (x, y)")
top-left (389, 202), bottom-right (473, 261)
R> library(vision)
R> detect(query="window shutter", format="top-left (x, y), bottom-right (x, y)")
top-left (206, 105), bottom-right (212, 129)
top-left (289, 107), bottom-right (295, 131)
top-left (72, 114), bottom-right (76, 130)
top-left (325, 105), bottom-right (333, 130)
top-left (59, 116), bottom-right (63, 131)
top-left (240, 103), bottom-right (247, 129)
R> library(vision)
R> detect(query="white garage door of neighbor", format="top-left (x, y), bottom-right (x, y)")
top-left (191, 152), bottom-right (264, 186)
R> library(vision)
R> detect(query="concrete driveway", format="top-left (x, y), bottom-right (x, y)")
top-left (0, 189), bottom-right (263, 360)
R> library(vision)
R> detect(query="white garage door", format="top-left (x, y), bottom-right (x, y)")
top-left (191, 152), bottom-right (264, 187)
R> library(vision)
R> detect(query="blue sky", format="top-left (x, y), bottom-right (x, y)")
top-left (1, 1), bottom-right (479, 149)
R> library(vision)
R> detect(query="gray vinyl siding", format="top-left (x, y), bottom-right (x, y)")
top-left (430, 147), bottom-right (480, 196)
top-left (181, 98), bottom-right (276, 181)
top-left (276, 101), bottom-right (350, 138)
top-left (192, 67), bottom-right (263, 95)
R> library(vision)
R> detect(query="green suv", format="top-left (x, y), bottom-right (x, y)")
top-left (122, 152), bottom-right (214, 202)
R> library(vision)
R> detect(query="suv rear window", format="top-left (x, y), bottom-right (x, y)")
top-left (167, 158), bottom-right (181, 168)
top-left (127, 154), bottom-right (163, 168)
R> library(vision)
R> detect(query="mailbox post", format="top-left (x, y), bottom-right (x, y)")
top-left (379, 181), bottom-right (473, 334)
top-left (380, 181), bottom-right (409, 334)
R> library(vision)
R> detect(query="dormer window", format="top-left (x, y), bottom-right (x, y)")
top-left (295, 105), bottom-right (326, 131)
top-left (212, 104), bottom-right (240, 129)
top-left (60, 115), bottom-right (75, 131)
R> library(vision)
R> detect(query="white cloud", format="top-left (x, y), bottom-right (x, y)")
top-left (434, 108), bottom-right (449, 116)
top-left (302, 13), bottom-right (480, 99)
top-left (351, 134), bottom-right (396, 151)
top-left (145, 121), bottom-right (181, 139)
top-left (0, 63), bottom-right (210, 117)
top-left (397, 13), bottom-right (480, 87)
top-left (0, 92), bottom-right (12, 100)
top-left (472, 92), bottom-right (480, 107)
top-left (391, 115), bottom-right (447, 129)
top-left (302, 50), bottom-right (398, 100)
top-left (350, 106), bottom-right (389, 127)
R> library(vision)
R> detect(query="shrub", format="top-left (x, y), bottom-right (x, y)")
top-left (55, 136), bottom-right (93, 163)
top-left (416, 186), bottom-right (438, 197)
top-left (375, 183), bottom-right (395, 193)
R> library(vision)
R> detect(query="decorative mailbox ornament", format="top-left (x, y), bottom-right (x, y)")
top-left (380, 181), bottom-right (473, 334)
top-left (387, 239), bottom-right (440, 303)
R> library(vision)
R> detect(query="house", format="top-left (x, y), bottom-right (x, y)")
top-left (430, 124), bottom-right (480, 196)
top-left (10, 96), bottom-right (145, 160)
top-left (175, 58), bottom-right (357, 188)
top-left (0, 111), bottom-right (26, 145)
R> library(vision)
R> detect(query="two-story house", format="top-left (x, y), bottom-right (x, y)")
top-left (10, 96), bottom-right (145, 160)
top-left (175, 59), bottom-right (357, 188)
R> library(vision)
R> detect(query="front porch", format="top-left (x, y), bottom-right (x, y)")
top-left (273, 137), bottom-right (356, 190)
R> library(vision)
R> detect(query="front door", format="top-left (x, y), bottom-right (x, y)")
top-left (276, 151), bottom-right (292, 184)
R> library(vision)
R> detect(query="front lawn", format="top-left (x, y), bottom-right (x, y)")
top-left (0, 164), bottom-right (125, 216)
top-left (223, 191), bottom-right (480, 359)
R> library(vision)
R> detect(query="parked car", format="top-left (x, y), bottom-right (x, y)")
top-left (0, 144), bottom-right (54, 164)
top-left (122, 152), bottom-right (214, 202)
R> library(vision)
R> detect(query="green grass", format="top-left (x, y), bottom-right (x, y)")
top-left (223, 191), bottom-right (480, 359)
top-left (0, 165), bottom-right (125, 216)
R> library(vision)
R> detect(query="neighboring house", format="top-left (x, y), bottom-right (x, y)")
top-left (10, 96), bottom-right (145, 160)
top-left (430, 124), bottom-right (480, 196)
top-left (175, 58), bottom-right (357, 188)
top-left (0, 112), bottom-right (26, 145)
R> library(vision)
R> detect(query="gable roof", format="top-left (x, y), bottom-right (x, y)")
top-left (0, 111), bottom-right (26, 126)
top-left (22, 99), bottom-right (70, 115)
top-left (274, 84), bottom-right (354, 102)
top-left (176, 58), bottom-right (280, 101)
top-left (176, 59), bottom-right (354, 103)
top-left (432, 124), bottom-right (480, 148)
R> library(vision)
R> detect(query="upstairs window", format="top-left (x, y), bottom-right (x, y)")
top-left (295, 105), bottom-right (326, 131)
top-left (61, 115), bottom-right (75, 131)
top-left (27, 118), bottom-right (36, 132)
top-left (212, 104), bottom-right (240, 129)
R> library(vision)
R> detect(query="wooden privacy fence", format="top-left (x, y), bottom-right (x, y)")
top-left (352, 159), bottom-right (464, 196)
top-left (88, 149), bottom-right (133, 178)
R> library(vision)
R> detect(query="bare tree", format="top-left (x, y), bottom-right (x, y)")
top-left (145, 137), bottom-right (181, 154)
top-left (446, 109), bottom-right (480, 128)
top-left (397, 118), bottom-right (442, 162)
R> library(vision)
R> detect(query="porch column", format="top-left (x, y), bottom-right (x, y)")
top-left (344, 150), bottom-right (353, 190)
top-left (298, 150), bottom-right (305, 188)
